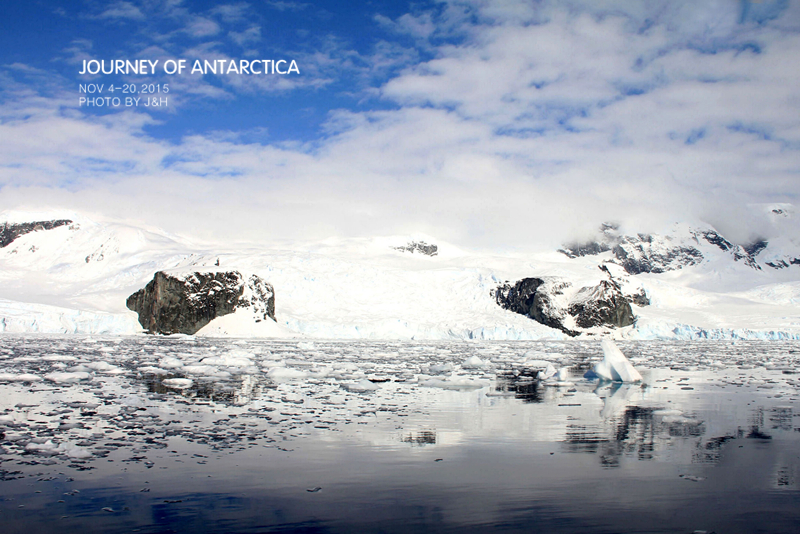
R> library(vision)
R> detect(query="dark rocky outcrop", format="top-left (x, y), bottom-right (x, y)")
top-left (126, 271), bottom-right (275, 335)
top-left (530, 280), bottom-right (575, 335)
top-left (766, 258), bottom-right (800, 269)
top-left (493, 277), bottom-right (576, 334)
top-left (626, 288), bottom-right (650, 307)
top-left (558, 241), bottom-right (611, 259)
top-left (394, 241), bottom-right (438, 256)
top-left (700, 230), bottom-right (734, 252)
top-left (743, 239), bottom-right (768, 257)
top-left (493, 276), bottom-right (634, 336)
top-left (567, 281), bottom-right (635, 329)
top-left (492, 277), bottom-right (544, 316)
top-left (0, 220), bottom-right (73, 248)
top-left (612, 236), bottom-right (703, 274)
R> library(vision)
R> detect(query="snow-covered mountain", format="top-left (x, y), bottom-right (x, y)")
top-left (0, 209), bottom-right (798, 340)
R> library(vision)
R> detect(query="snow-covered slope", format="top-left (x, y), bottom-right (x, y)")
top-left (0, 210), bottom-right (798, 340)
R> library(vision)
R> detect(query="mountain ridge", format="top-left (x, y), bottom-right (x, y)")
top-left (0, 211), bottom-right (797, 340)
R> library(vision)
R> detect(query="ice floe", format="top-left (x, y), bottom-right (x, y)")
top-left (420, 373), bottom-right (491, 389)
top-left (162, 378), bottom-right (193, 389)
top-left (44, 371), bottom-right (91, 383)
top-left (584, 339), bottom-right (642, 382)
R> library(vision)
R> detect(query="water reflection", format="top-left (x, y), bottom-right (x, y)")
top-left (401, 430), bottom-right (437, 446)
top-left (493, 371), bottom-right (544, 403)
top-left (0, 337), bottom-right (799, 533)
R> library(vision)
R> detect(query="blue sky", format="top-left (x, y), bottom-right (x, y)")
top-left (1, 0), bottom-right (799, 247)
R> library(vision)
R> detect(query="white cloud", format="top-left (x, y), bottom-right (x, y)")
top-left (97, 1), bottom-right (145, 20)
top-left (229, 25), bottom-right (262, 47)
top-left (2, 1), bottom-right (799, 249)
top-left (210, 3), bottom-right (250, 23)
top-left (185, 17), bottom-right (221, 38)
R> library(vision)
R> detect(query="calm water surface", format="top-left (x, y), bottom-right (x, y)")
top-left (0, 336), bottom-right (798, 533)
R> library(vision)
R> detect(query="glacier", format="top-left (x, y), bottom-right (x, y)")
top-left (0, 210), bottom-right (798, 340)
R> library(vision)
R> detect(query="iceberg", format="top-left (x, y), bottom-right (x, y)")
top-left (585, 339), bottom-right (642, 382)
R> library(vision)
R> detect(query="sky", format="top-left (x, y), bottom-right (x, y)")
top-left (1, 0), bottom-right (799, 249)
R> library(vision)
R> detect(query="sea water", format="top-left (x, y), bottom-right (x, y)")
top-left (0, 336), bottom-right (798, 533)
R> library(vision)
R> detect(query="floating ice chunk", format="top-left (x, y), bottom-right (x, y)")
top-left (341, 379), bottom-right (379, 392)
top-left (428, 362), bottom-right (454, 374)
top-left (26, 440), bottom-right (92, 459)
top-left (44, 371), bottom-right (91, 383)
top-left (59, 443), bottom-right (93, 459)
top-left (420, 374), bottom-right (490, 390)
top-left (538, 364), bottom-right (558, 380)
top-left (159, 357), bottom-right (184, 369)
top-left (309, 366), bottom-right (332, 378)
top-left (0, 373), bottom-right (42, 382)
top-left (162, 378), bottom-right (193, 389)
top-left (138, 366), bottom-right (169, 375)
top-left (182, 364), bottom-right (221, 376)
top-left (585, 339), bottom-right (642, 382)
top-left (462, 355), bottom-right (490, 369)
top-left (541, 367), bottom-right (574, 386)
top-left (26, 440), bottom-right (59, 453)
top-left (201, 351), bottom-right (254, 367)
top-left (85, 361), bottom-right (123, 374)
top-left (268, 367), bottom-right (308, 381)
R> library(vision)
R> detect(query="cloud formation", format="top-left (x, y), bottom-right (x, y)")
top-left (1, 0), bottom-right (799, 248)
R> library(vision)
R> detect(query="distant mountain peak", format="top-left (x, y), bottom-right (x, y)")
top-left (559, 222), bottom-right (799, 274)
top-left (394, 240), bottom-right (438, 256)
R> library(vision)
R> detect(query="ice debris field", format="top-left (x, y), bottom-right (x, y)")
top-left (1, 336), bottom-right (798, 470)
top-left (1, 336), bottom-right (799, 532)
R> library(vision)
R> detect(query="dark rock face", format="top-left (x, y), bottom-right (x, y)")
top-left (626, 288), bottom-right (650, 307)
top-left (559, 228), bottom-right (707, 274)
top-left (394, 241), bottom-right (438, 256)
top-left (743, 240), bottom-right (768, 257)
top-left (559, 223), bottom-right (789, 273)
top-left (494, 277), bottom-right (577, 336)
top-left (567, 280), bottom-right (635, 329)
top-left (126, 271), bottom-right (275, 335)
top-left (493, 277), bottom-right (634, 336)
top-left (612, 236), bottom-right (703, 274)
top-left (530, 280), bottom-right (575, 335)
top-left (700, 230), bottom-right (734, 252)
top-left (0, 220), bottom-right (73, 248)
top-left (558, 241), bottom-right (611, 259)
top-left (492, 278), bottom-right (544, 316)
top-left (766, 258), bottom-right (800, 269)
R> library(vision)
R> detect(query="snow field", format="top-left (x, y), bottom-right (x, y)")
top-left (0, 212), bottom-right (798, 340)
